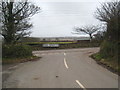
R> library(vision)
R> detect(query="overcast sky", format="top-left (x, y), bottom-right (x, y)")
top-left (30, 0), bottom-right (110, 37)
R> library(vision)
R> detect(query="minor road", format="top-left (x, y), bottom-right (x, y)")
top-left (3, 48), bottom-right (118, 88)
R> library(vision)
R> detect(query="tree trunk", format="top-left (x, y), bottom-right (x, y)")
top-left (89, 34), bottom-right (92, 42)
top-left (5, 2), bottom-right (15, 44)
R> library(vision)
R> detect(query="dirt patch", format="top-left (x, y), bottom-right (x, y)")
top-left (33, 77), bottom-right (39, 80)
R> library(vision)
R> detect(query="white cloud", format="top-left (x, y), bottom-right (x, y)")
top-left (30, 0), bottom-right (111, 37)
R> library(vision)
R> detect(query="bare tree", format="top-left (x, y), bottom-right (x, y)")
top-left (95, 0), bottom-right (120, 41)
top-left (0, 0), bottom-right (40, 44)
top-left (93, 30), bottom-right (106, 41)
top-left (73, 25), bottom-right (100, 41)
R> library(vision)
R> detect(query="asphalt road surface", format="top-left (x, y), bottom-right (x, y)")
top-left (2, 48), bottom-right (118, 88)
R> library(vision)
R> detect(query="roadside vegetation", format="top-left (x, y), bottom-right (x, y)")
top-left (1, 1), bottom-right (40, 64)
top-left (2, 44), bottom-right (40, 64)
top-left (91, 1), bottom-right (119, 75)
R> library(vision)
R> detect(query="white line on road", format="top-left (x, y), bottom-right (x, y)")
top-left (8, 65), bottom-right (18, 70)
top-left (76, 80), bottom-right (86, 90)
top-left (64, 58), bottom-right (69, 69)
top-left (64, 53), bottom-right (66, 56)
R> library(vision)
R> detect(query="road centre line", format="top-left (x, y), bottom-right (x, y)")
top-left (64, 52), bottom-right (66, 56)
top-left (76, 80), bottom-right (86, 90)
top-left (64, 58), bottom-right (69, 69)
top-left (63, 52), bottom-right (86, 89)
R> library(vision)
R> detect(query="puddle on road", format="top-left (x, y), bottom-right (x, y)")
top-left (33, 77), bottom-right (39, 80)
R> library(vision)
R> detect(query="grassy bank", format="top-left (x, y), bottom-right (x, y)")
top-left (91, 52), bottom-right (119, 75)
top-left (90, 40), bottom-right (119, 75)
top-left (2, 56), bottom-right (40, 64)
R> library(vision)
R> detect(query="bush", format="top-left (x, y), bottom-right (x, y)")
top-left (100, 40), bottom-right (118, 59)
top-left (2, 44), bottom-right (32, 58)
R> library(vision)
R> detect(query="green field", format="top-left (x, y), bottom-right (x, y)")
top-left (24, 41), bottom-right (76, 45)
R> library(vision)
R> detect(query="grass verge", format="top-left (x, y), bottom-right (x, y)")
top-left (90, 52), bottom-right (119, 75)
top-left (2, 56), bottom-right (41, 64)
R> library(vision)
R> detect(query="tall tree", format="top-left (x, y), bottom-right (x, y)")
top-left (95, 0), bottom-right (120, 41)
top-left (73, 25), bottom-right (100, 41)
top-left (0, 0), bottom-right (40, 44)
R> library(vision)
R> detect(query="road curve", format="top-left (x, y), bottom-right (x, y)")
top-left (3, 48), bottom-right (118, 88)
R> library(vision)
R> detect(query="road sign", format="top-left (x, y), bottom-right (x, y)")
top-left (42, 44), bottom-right (59, 48)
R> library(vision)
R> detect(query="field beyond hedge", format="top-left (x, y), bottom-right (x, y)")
top-left (24, 41), bottom-right (100, 50)
top-left (23, 41), bottom-right (75, 45)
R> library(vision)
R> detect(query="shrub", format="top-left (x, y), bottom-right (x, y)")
top-left (100, 40), bottom-right (118, 59)
top-left (2, 44), bottom-right (32, 58)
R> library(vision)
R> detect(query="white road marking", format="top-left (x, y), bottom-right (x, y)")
top-left (64, 58), bottom-right (69, 69)
top-left (8, 65), bottom-right (18, 70)
top-left (64, 53), bottom-right (66, 56)
top-left (76, 80), bottom-right (86, 90)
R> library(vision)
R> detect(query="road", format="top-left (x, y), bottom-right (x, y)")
top-left (2, 48), bottom-right (118, 88)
